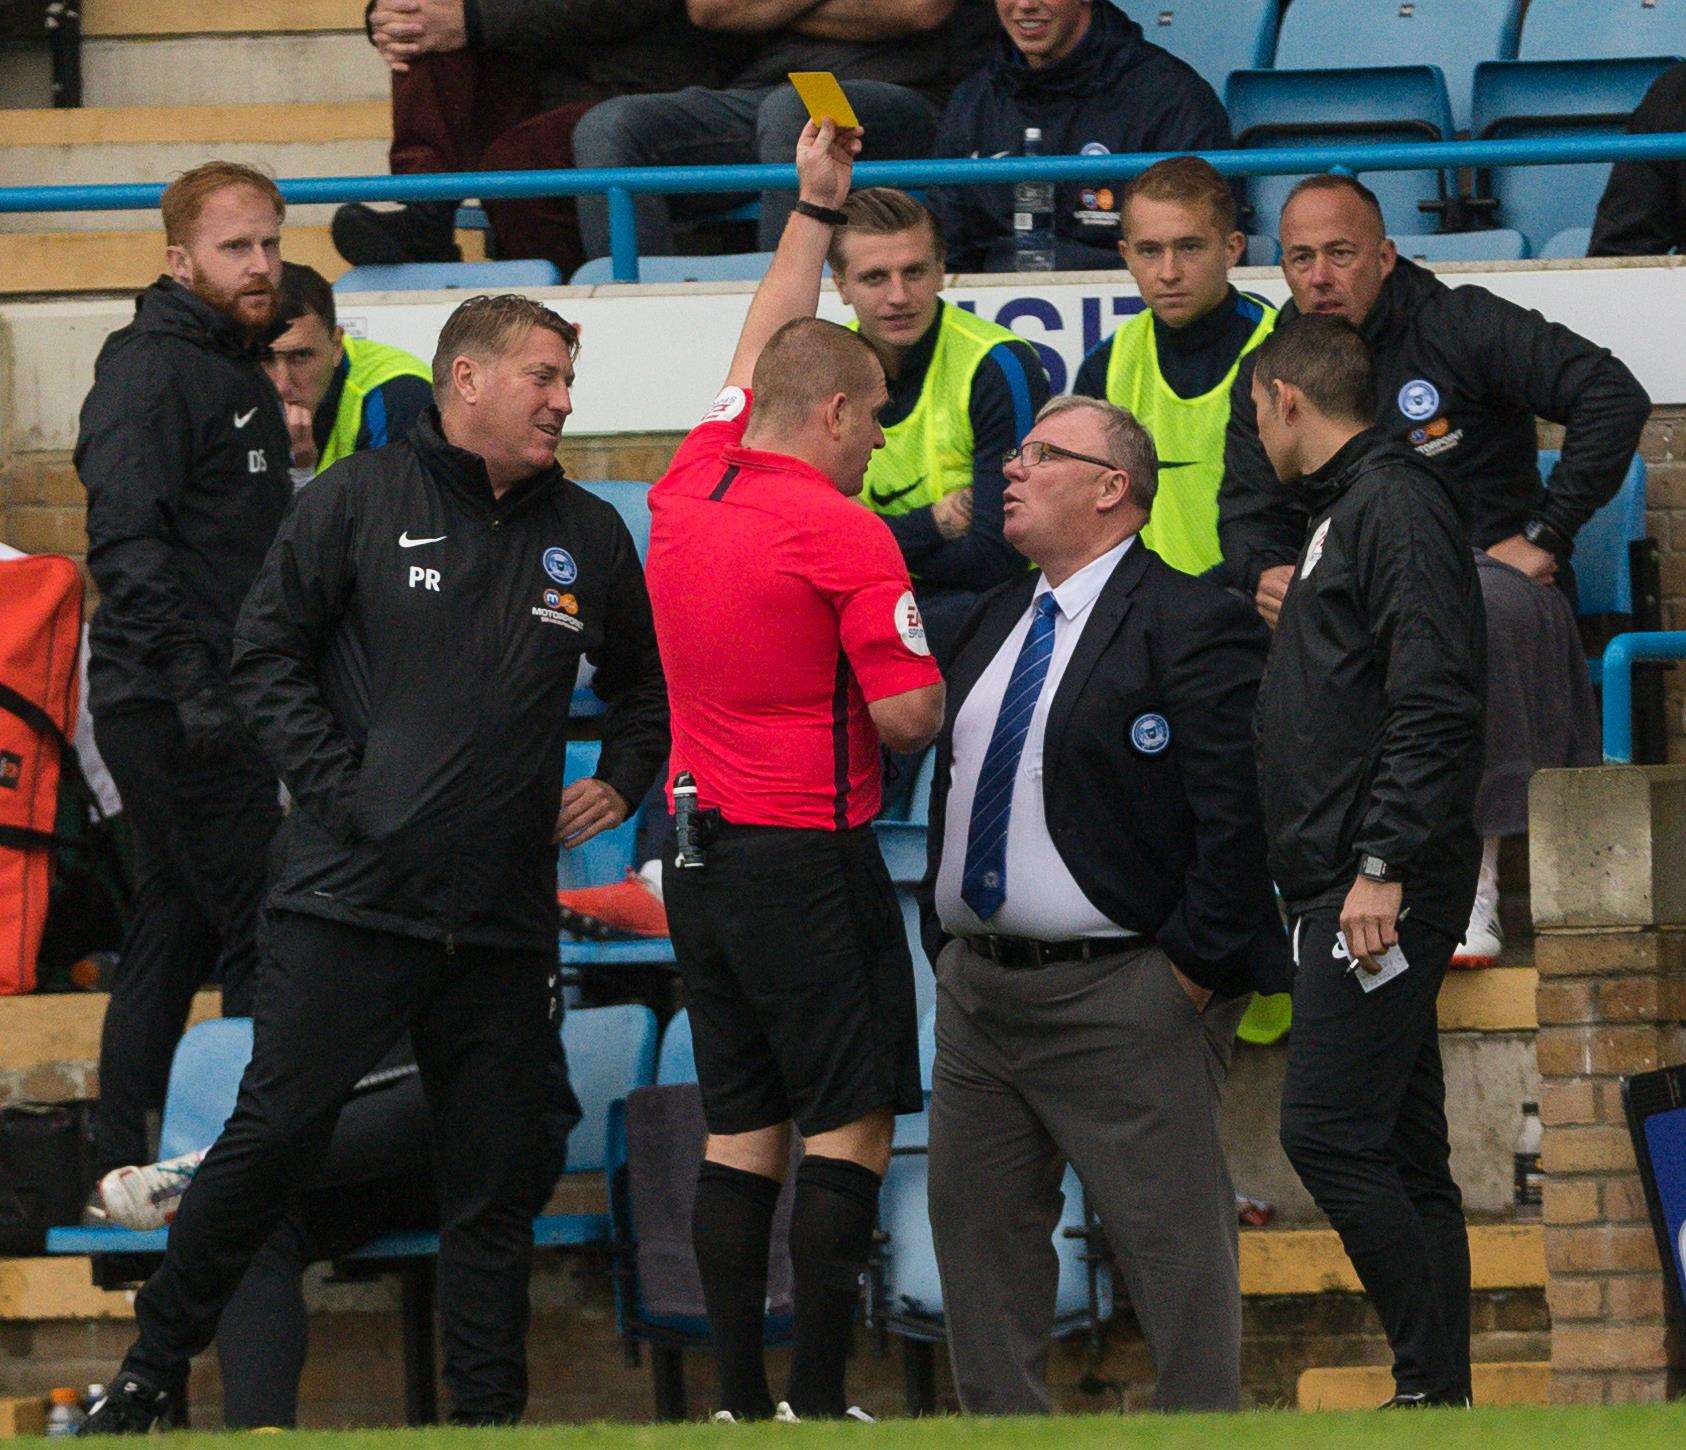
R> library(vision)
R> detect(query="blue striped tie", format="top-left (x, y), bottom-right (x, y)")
top-left (961, 592), bottom-right (1059, 921)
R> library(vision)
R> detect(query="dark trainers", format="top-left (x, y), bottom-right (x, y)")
top-left (331, 201), bottom-right (461, 265)
top-left (82, 1376), bottom-right (171, 1434)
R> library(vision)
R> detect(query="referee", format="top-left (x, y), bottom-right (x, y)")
top-left (82, 294), bottom-right (668, 1432)
top-left (1252, 315), bottom-right (1485, 1408)
top-left (645, 120), bottom-right (945, 1423)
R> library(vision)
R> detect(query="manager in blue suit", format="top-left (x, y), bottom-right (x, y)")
top-left (922, 394), bottom-right (1290, 1413)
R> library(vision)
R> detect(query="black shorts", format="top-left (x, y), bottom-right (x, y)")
top-left (664, 822), bottom-right (921, 1138)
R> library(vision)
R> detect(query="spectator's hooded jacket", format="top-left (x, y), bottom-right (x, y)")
top-left (1255, 430), bottom-right (1486, 938)
top-left (928, 2), bottom-right (1232, 271)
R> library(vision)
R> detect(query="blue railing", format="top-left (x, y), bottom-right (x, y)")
top-left (2, 132), bottom-right (1686, 281)
top-left (1601, 632), bottom-right (1686, 765)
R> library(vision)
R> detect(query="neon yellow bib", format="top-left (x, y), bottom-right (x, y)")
top-left (318, 335), bottom-right (433, 474)
top-left (1103, 296), bottom-right (1275, 575)
top-left (854, 301), bottom-right (1031, 517)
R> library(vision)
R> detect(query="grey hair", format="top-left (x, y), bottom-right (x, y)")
top-left (1034, 394), bottom-right (1158, 511)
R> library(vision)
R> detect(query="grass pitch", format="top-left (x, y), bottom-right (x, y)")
top-left (19, 1405), bottom-right (1686, 1447)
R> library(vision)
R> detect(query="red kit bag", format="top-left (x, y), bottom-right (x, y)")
top-left (0, 553), bottom-right (82, 994)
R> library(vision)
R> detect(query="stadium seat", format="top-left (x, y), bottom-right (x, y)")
top-left (1270, 0), bottom-right (1523, 132)
top-left (557, 740), bottom-right (676, 969)
top-left (1518, 0), bottom-right (1686, 62)
top-left (1112, 0), bottom-right (1281, 99)
top-left (900, 888), bottom-right (937, 1026)
top-left (157, 1016), bottom-right (253, 1160)
top-left (1540, 226), bottom-right (1594, 259)
top-left (570, 252), bottom-right (777, 285)
top-left (1391, 229), bottom-right (1528, 262)
top-left (655, 1009), bottom-right (696, 1085)
top-left (1554, 451), bottom-right (1648, 620)
top-left (875, 747), bottom-right (934, 886)
top-left (1470, 57), bottom-right (1678, 254)
top-left (332, 259), bottom-right (562, 292)
top-left (562, 1002), bottom-right (660, 1174)
top-left (1244, 234), bottom-right (1281, 266)
top-left (1224, 66), bottom-right (1454, 236)
top-left (564, 481), bottom-right (652, 721)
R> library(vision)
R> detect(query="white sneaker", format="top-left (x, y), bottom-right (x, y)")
top-left (773, 1402), bottom-right (800, 1423)
top-left (844, 1406), bottom-right (877, 1423)
top-left (1453, 838), bottom-right (1503, 967)
top-left (97, 1148), bottom-right (207, 1230)
top-left (711, 1410), bottom-right (742, 1424)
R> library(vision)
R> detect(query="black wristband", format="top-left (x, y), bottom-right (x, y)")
top-left (793, 199), bottom-right (848, 227)
top-left (1522, 515), bottom-right (1573, 559)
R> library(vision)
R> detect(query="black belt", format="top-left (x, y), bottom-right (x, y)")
top-left (965, 933), bottom-right (1146, 970)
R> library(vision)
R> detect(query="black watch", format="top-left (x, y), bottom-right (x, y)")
top-left (792, 199), bottom-right (849, 226)
top-left (1521, 516), bottom-right (1572, 560)
top-left (1358, 854), bottom-right (1398, 884)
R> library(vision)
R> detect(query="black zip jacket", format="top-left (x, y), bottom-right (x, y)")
top-left (230, 409), bottom-right (668, 952)
top-left (77, 278), bottom-right (293, 715)
top-left (928, 2), bottom-right (1232, 272)
top-left (1589, 62), bottom-right (1686, 258)
top-left (1255, 431), bottom-right (1485, 936)
top-left (1219, 259), bottom-right (1651, 596)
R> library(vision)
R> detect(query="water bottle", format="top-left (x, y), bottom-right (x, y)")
top-left (1513, 1099), bottom-right (1543, 1217)
top-left (1013, 126), bottom-right (1057, 272)
top-left (46, 1388), bottom-right (84, 1436)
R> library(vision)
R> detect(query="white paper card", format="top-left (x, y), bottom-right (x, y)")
top-left (1357, 943), bottom-right (1409, 993)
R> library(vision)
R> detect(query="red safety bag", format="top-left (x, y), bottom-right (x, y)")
top-left (0, 553), bottom-right (83, 994)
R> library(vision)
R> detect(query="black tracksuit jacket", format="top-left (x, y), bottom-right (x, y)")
top-left (230, 409), bottom-right (669, 952)
top-left (76, 278), bottom-right (293, 715)
top-left (1219, 259), bottom-right (1651, 596)
top-left (1255, 431), bottom-right (1486, 937)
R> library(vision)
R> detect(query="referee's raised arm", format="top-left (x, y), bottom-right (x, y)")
top-left (724, 118), bottom-right (862, 390)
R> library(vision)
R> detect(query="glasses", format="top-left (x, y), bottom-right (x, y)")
top-left (1003, 440), bottom-right (1116, 471)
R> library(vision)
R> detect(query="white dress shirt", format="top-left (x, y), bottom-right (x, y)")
top-left (935, 537), bottom-right (1137, 941)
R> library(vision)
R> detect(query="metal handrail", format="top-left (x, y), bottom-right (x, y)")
top-left (1602, 632), bottom-right (1686, 765)
top-left (3, 130), bottom-right (1686, 280)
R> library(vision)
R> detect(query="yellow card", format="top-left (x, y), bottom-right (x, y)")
top-left (788, 71), bottom-right (861, 130)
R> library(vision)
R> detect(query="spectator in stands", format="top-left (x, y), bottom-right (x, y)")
top-left (1220, 175), bottom-right (1644, 966)
top-left (263, 263), bottom-right (432, 488)
top-left (75, 162), bottom-right (292, 1184)
top-left (333, 0), bottom-right (718, 276)
top-left (1589, 62), bottom-right (1686, 258)
top-left (1074, 156), bottom-right (1275, 577)
top-left (927, 0), bottom-right (1231, 273)
top-left (570, 0), bottom-right (995, 261)
top-left (833, 187), bottom-right (1049, 662)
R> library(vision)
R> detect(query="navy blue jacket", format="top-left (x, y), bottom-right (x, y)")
top-left (927, 3), bottom-right (1232, 272)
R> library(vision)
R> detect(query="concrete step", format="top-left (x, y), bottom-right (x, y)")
top-left (84, 0), bottom-right (360, 35)
top-left (0, 102), bottom-right (391, 234)
top-left (82, 34), bottom-right (388, 109)
top-left (0, 992), bottom-right (219, 1104)
top-left (1297, 1360), bottom-right (1549, 1410)
top-left (1241, 1221), bottom-right (1543, 1298)
top-left (0, 1258), bottom-right (134, 1322)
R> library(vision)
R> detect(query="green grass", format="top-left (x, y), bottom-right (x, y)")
top-left (19, 1406), bottom-right (1686, 1448)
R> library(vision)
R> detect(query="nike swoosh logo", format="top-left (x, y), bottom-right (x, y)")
top-left (1158, 460), bottom-right (1201, 469)
top-left (233, 409), bottom-right (257, 429)
top-left (398, 532), bottom-right (448, 548)
top-left (868, 477), bottom-right (925, 508)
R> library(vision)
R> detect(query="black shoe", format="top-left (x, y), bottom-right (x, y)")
top-left (82, 1376), bottom-right (171, 1435)
top-left (447, 1410), bottom-right (519, 1427)
top-left (1379, 1390), bottom-right (1466, 1409)
top-left (331, 201), bottom-right (462, 266)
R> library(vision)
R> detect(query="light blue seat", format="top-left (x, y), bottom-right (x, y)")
top-left (1541, 450), bottom-right (1648, 693)
top-left (898, 888), bottom-right (938, 1028)
top-left (656, 1009), bottom-right (696, 1085)
top-left (1112, 0), bottom-right (1280, 98)
top-left (1244, 234), bottom-right (1281, 267)
top-left (1540, 226), bottom-right (1594, 259)
top-left (1519, 0), bottom-right (1686, 62)
top-left (875, 746), bottom-right (933, 886)
top-left (158, 1016), bottom-right (253, 1159)
top-left (570, 251), bottom-right (777, 285)
top-left (332, 259), bottom-right (562, 293)
top-left (1391, 229), bottom-right (1528, 263)
top-left (1471, 57), bottom-right (1678, 254)
top-left (566, 481), bottom-right (652, 720)
top-left (1225, 66), bottom-right (1454, 236)
top-left (557, 739), bottom-right (676, 968)
top-left (562, 1003), bottom-right (660, 1176)
top-left (1271, 0), bottom-right (1522, 132)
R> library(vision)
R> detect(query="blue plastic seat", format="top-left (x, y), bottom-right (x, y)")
top-left (563, 1003), bottom-right (660, 1174)
top-left (1391, 229), bottom-right (1528, 262)
top-left (1471, 57), bottom-right (1678, 253)
top-left (563, 481), bottom-right (652, 720)
top-left (656, 1010), bottom-right (696, 1085)
top-left (1542, 449), bottom-right (1647, 692)
top-left (1540, 226), bottom-right (1594, 259)
top-left (1225, 66), bottom-right (1454, 236)
top-left (570, 252), bottom-right (777, 285)
top-left (333, 259), bottom-right (562, 293)
top-left (157, 1016), bottom-right (253, 1159)
top-left (1271, 0), bottom-right (1522, 132)
top-left (1111, 0), bottom-right (1280, 98)
top-left (1244, 234), bottom-right (1281, 266)
top-left (1519, 0), bottom-right (1686, 62)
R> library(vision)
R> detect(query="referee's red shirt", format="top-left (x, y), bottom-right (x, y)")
top-left (647, 387), bottom-right (942, 830)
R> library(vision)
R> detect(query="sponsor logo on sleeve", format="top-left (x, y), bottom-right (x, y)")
top-left (894, 590), bottom-right (930, 657)
top-left (701, 386), bottom-right (747, 425)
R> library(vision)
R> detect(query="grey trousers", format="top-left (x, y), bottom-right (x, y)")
top-left (927, 938), bottom-right (1249, 1413)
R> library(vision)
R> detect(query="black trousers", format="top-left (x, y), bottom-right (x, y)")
top-left (1279, 908), bottom-right (1471, 1403)
top-left (217, 1068), bottom-right (437, 1428)
top-left (123, 911), bottom-right (558, 1421)
top-left (92, 702), bottom-right (282, 1173)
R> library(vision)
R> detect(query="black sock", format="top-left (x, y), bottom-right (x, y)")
top-left (785, 1155), bottom-right (881, 1420)
top-left (692, 1161), bottom-right (782, 1420)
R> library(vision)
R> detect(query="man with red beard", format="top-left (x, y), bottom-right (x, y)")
top-left (76, 162), bottom-right (293, 1183)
